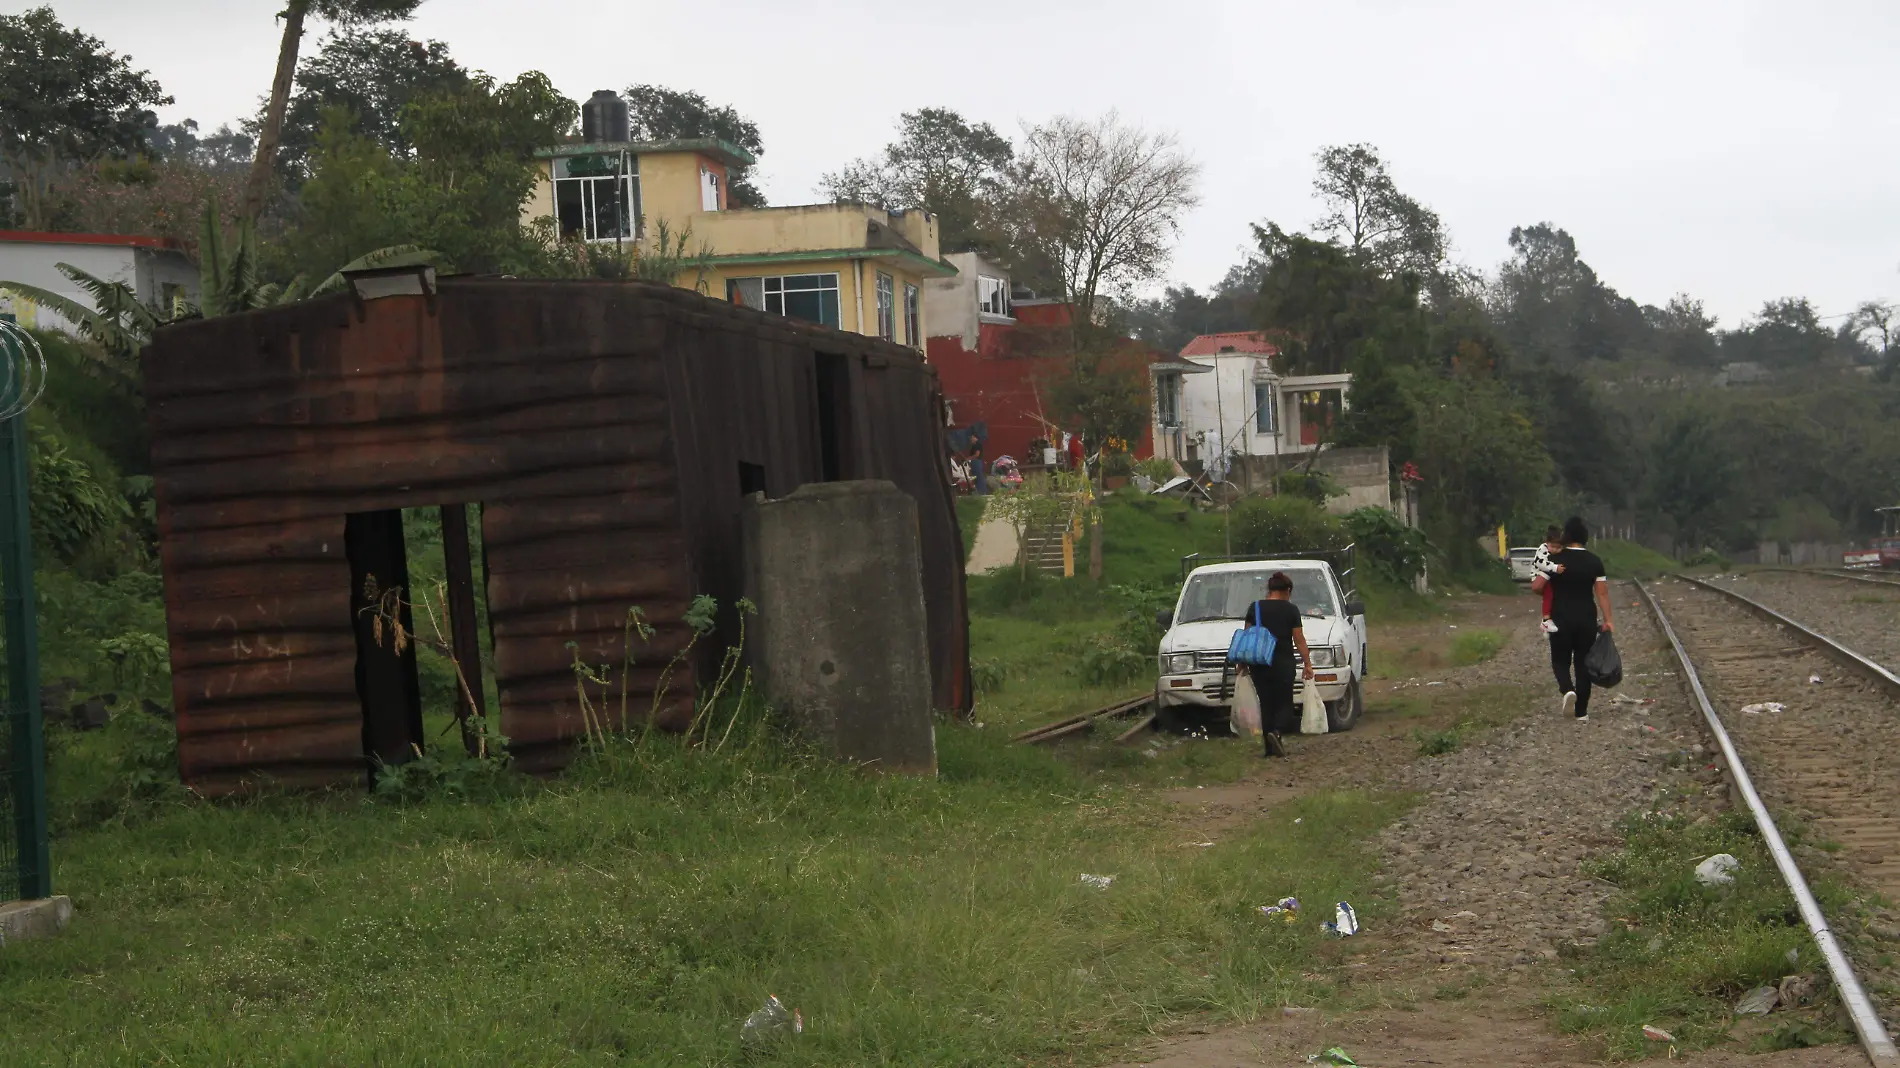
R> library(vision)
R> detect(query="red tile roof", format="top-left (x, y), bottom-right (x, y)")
top-left (1180, 331), bottom-right (1277, 357)
top-left (0, 230), bottom-right (180, 250)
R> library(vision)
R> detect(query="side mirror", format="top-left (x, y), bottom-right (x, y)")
top-left (1156, 609), bottom-right (1173, 630)
top-left (1344, 600), bottom-right (1366, 617)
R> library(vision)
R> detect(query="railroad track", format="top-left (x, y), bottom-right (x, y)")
top-left (1641, 576), bottom-right (1900, 1064)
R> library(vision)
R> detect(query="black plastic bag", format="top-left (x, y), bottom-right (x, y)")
top-left (1585, 631), bottom-right (1623, 688)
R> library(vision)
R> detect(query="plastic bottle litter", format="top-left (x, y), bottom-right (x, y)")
top-left (1642, 1025), bottom-right (1676, 1042)
top-left (1306, 1048), bottom-right (1359, 1066)
top-left (1080, 873), bottom-right (1115, 890)
top-left (1740, 702), bottom-right (1786, 715)
top-left (741, 996), bottom-right (803, 1047)
top-left (1695, 854), bottom-right (1740, 887)
top-left (1322, 901), bottom-right (1359, 936)
top-left (1258, 897), bottom-right (1300, 922)
top-left (1734, 985), bottom-right (1780, 1016)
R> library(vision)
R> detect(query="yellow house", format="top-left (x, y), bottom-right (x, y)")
top-left (524, 138), bottom-right (955, 346)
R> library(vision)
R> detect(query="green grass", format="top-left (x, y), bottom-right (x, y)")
top-left (1448, 628), bottom-right (1505, 666)
top-left (1596, 539), bottom-right (1679, 580)
top-left (4, 724), bottom-right (1406, 1066)
top-left (1552, 809), bottom-right (1853, 1059)
top-left (955, 495), bottom-right (987, 559)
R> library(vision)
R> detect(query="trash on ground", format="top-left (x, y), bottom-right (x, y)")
top-left (1734, 985), bottom-right (1780, 1016)
top-left (1740, 702), bottom-right (1786, 715)
top-left (1642, 1025), bottom-right (1676, 1042)
top-left (1323, 901), bottom-right (1359, 936)
top-left (1079, 874), bottom-right (1115, 890)
top-left (1695, 854), bottom-right (1740, 887)
top-left (1809, 674), bottom-right (1823, 684)
top-left (1259, 896), bottom-right (1301, 923)
top-left (1306, 1048), bottom-right (1359, 1066)
top-left (1431, 919), bottom-right (1453, 932)
top-left (741, 995), bottom-right (802, 1047)
top-left (1779, 973), bottom-right (1822, 1007)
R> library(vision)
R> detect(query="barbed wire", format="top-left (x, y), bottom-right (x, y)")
top-left (0, 318), bottom-right (48, 421)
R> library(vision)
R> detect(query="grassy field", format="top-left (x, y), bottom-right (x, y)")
top-left (3, 486), bottom-right (1421, 1066)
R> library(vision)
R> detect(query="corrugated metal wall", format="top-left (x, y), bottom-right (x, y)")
top-left (145, 278), bottom-right (968, 792)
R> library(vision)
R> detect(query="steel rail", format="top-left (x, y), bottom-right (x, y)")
top-left (1638, 580), bottom-right (1899, 1066)
top-left (1761, 566), bottom-right (1900, 590)
top-left (1681, 575), bottom-right (1900, 694)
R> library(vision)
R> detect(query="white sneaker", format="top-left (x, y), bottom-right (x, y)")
top-left (1561, 691), bottom-right (1577, 717)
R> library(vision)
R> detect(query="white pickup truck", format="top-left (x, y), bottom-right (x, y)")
top-left (1153, 554), bottom-right (1368, 732)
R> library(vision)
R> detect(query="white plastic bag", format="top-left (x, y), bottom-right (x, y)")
top-left (1300, 680), bottom-right (1329, 735)
top-left (1231, 671), bottom-right (1262, 737)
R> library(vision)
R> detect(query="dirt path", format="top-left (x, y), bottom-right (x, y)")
top-left (1113, 587), bottom-right (1868, 1067)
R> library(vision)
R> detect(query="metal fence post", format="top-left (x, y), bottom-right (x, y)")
top-left (0, 313), bottom-right (49, 901)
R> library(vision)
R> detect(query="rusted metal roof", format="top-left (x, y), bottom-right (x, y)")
top-left (145, 278), bottom-right (969, 793)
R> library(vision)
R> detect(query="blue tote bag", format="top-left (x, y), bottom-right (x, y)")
top-left (1226, 602), bottom-right (1278, 667)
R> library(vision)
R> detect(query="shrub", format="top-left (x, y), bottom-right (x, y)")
top-left (1275, 469), bottom-right (1341, 504)
top-left (1231, 495), bottom-right (1344, 555)
top-left (1342, 506), bottom-right (1428, 584)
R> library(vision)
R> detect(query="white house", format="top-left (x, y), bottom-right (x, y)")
top-left (0, 230), bottom-right (197, 333)
top-left (1153, 331), bottom-right (1352, 471)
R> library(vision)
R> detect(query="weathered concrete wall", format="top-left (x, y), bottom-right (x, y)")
top-left (1230, 446), bottom-right (1392, 514)
top-left (742, 481), bottom-right (938, 775)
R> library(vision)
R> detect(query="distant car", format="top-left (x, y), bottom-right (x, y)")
top-left (1153, 558), bottom-right (1366, 732)
top-left (1508, 546), bottom-right (1540, 583)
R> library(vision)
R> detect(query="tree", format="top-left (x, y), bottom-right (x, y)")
top-left (1309, 143), bottom-right (1447, 278)
top-left (623, 85), bottom-right (765, 207)
top-left (1004, 112), bottom-right (1200, 331)
top-left (1641, 405), bottom-right (1741, 553)
top-left (0, 7), bottom-right (171, 229)
top-left (244, 0), bottom-right (426, 220)
top-left (280, 72), bottom-right (576, 279)
top-left (267, 26), bottom-right (466, 183)
top-left (819, 107), bottom-right (1014, 256)
top-left (1406, 369), bottom-right (1553, 565)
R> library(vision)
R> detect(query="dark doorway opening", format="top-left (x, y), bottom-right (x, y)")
top-left (738, 461), bottom-right (767, 498)
top-left (814, 352), bottom-right (852, 481)
top-left (346, 509), bottom-right (424, 777)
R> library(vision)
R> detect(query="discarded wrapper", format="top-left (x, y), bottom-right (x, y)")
top-left (1322, 901), bottom-right (1359, 937)
top-left (1740, 702), bottom-right (1785, 715)
top-left (1080, 873), bottom-right (1115, 890)
top-left (1695, 854), bottom-right (1739, 887)
top-left (1642, 1024), bottom-right (1675, 1042)
top-left (742, 995), bottom-right (802, 1047)
top-left (1258, 896), bottom-right (1301, 923)
top-left (1734, 985), bottom-right (1779, 1016)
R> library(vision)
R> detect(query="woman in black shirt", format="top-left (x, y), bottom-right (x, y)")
top-left (1531, 516), bottom-right (1615, 721)
top-left (1239, 571), bottom-right (1314, 757)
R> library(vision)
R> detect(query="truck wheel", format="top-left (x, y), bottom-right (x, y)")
top-left (1327, 678), bottom-right (1363, 732)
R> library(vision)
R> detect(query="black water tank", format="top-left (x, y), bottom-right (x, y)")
top-left (582, 90), bottom-right (630, 142)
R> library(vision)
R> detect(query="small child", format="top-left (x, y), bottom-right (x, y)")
top-left (1533, 524), bottom-right (1565, 633)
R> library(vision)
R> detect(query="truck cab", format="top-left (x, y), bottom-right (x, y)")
top-left (1154, 556), bottom-right (1368, 732)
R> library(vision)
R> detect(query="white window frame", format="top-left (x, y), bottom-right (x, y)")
top-left (1157, 373), bottom-right (1182, 428)
top-left (903, 282), bottom-right (920, 347)
top-left (1254, 382), bottom-right (1278, 434)
top-left (553, 153), bottom-right (640, 243)
top-left (977, 275), bottom-right (1011, 318)
top-left (875, 271), bottom-right (895, 340)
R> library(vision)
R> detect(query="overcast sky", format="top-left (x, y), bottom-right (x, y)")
top-left (52, 0), bottom-right (1900, 327)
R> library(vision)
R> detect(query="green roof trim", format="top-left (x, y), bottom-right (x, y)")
top-left (535, 137), bottom-right (756, 168)
top-left (699, 248), bottom-right (958, 278)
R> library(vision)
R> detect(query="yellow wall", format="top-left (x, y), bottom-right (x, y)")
top-left (688, 256), bottom-right (932, 344)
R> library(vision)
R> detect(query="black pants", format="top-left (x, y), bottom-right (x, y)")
top-left (1255, 665), bottom-right (1299, 743)
top-left (1549, 625), bottom-right (1598, 717)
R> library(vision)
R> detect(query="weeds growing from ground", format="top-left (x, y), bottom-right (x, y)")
top-left (1553, 809), bottom-right (1853, 1058)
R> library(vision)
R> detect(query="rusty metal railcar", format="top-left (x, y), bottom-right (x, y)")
top-left (144, 276), bottom-right (970, 793)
